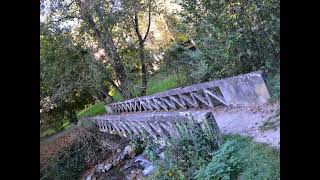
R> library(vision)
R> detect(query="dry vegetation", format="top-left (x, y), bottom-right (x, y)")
top-left (40, 124), bottom-right (129, 180)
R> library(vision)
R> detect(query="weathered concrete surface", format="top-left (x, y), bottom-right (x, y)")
top-left (92, 111), bottom-right (223, 145)
top-left (218, 71), bottom-right (270, 106)
top-left (212, 103), bottom-right (280, 148)
top-left (106, 71), bottom-right (270, 114)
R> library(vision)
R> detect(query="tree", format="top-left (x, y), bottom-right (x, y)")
top-left (40, 29), bottom-right (107, 125)
top-left (177, 0), bottom-right (280, 80)
top-left (132, 0), bottom-right (152, 96)
top-left (41, 0), bottom-right (135, 99)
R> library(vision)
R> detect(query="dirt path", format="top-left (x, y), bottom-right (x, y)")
top-left (40, 124), bottom-right (76, 145)
top-left (213, 102), bottom-right (280, 148)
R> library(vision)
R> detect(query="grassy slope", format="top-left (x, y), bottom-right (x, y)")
top-left (77, 102), bottom-right (106, 118)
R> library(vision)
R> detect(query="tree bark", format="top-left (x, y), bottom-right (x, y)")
top-left (133, 0), bottom-right (152, 96)
top-left (77, 0), bottom-right (133, 99)
top-left (139, 43), bottom-right (148, 96)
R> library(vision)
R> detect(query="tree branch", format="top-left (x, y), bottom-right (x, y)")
top-left (133, 13), bottom-right (143, 42)
top-left (142, 0), bottom-right (152, 43)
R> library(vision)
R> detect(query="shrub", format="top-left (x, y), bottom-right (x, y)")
top-left (162, 44), bottom-right (207, 85)
top-left (147, 133), bottom-right (279, 180)
top-left (40, 126), bottom-right (111, 180)
top-left (195, 135), bottom-right (280, 180)
top-left (266, 72), bottom-right (280, 101)
top-left (178, 0), bottom-right (280, 81)
top-left (147, 122), bottom-right (219, 179)
top-left (40, 140), bottom-right (87, 180)
top-left (194, 139), bottom-right (243, 180)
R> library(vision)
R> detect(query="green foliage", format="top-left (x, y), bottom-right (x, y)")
top-left (168, 122), bottom-right (219, 175)
top-left (195, 135), bottom-right (280, 180)
top-left (40, 31), bottom-right (107, 126)
top-left (40, 140), bottom-right (87, 180)
top-left (143, 141), bottom-right (161, 162)
top-left (178, 0), bottom-right (280, 80)
top-left (130, 137), bottom-right (148, 155)
top-left (148, 122), bottom-right (219, 179)
top-left (266, 72), bottom-right (280, 101)
top-left (146, 133), bottom-right (279, 180)
top-left (194, 139), bottom-right (243, 180)
top-left (40, 127), bottom-right (109, 180)
top-left (40, 120), bottom-right (71, 138)
top-left (163, 44), bottom-right (207, 85)
top-left (40, 128), bottom-right (57, 138)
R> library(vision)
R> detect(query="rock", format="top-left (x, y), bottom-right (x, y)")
top-left (104, 163), bottom-right (112, 171)
top-left (85, 171), bottom-right (94, 180)
top-left (159, 151), bottom-right (165, 160)
top-left (96, 164), bottom-right (104, 173)
top-left (123, 145), bottom-right (133, 157)
top-left (143, 164), bottom-right (155, 176)
top-left (134, 155), bottom-right (155, 176)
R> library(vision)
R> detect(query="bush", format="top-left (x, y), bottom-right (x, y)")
top-left (147, 122), bottom-right (219, 179)
top-left (194, 139), bottom-right (243, 180)
top-left (195, 135), bottom-right (280, 180)
top-left (146, 133), bottom-right (279, 180)
top-left (266, 72), bottom-right (280, 101)
top-left (40, 126), bottom-right (110, 180)
top-left (178, 0), bottom-right (280, 81)
top-left (40, 140), bottom-right (87, 180)
top-left (163, 44), bottom-right (207, 85)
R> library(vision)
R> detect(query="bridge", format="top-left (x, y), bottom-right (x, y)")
top-left (90, 71), bottom-right (270, 142)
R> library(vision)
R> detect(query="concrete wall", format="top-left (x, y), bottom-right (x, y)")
top-left (219, 71), bottom-right (271, 106)
top-left (92, 111), bottom-right (223, 145)
top-left (106, 71), bottom-right (271, 114)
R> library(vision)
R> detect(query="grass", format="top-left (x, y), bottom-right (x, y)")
top-left (41, 102), bottom-right (106, 138)
top-left (41, 128), bottom-right (57, 138)
top-left (40, 121), bottom-right (71, 138)
top-left (110, 73), bottom-right (181, 102)
top-left (146, 73), bottom-right (179, 95)
top-left (76, 102), bottom-right (106, 118)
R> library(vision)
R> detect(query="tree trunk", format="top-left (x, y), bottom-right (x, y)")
top-left (77, 0), bottom-right (133, 100)
top-left (139, 43), bottom-right (148, 96)
top-left (133, 0), bottom-right (151, 96)
top-left (103, 30), bottom-right (133, 99)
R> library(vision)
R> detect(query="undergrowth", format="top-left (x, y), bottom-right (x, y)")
top-left (40, 123), bottom-right (112, 180)
top-left (266, 72), bottom-right (280, 103)
top-left (260, 109), bottom-right (280, 131)
top-left (146, 132), bottom-right (279, 180)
